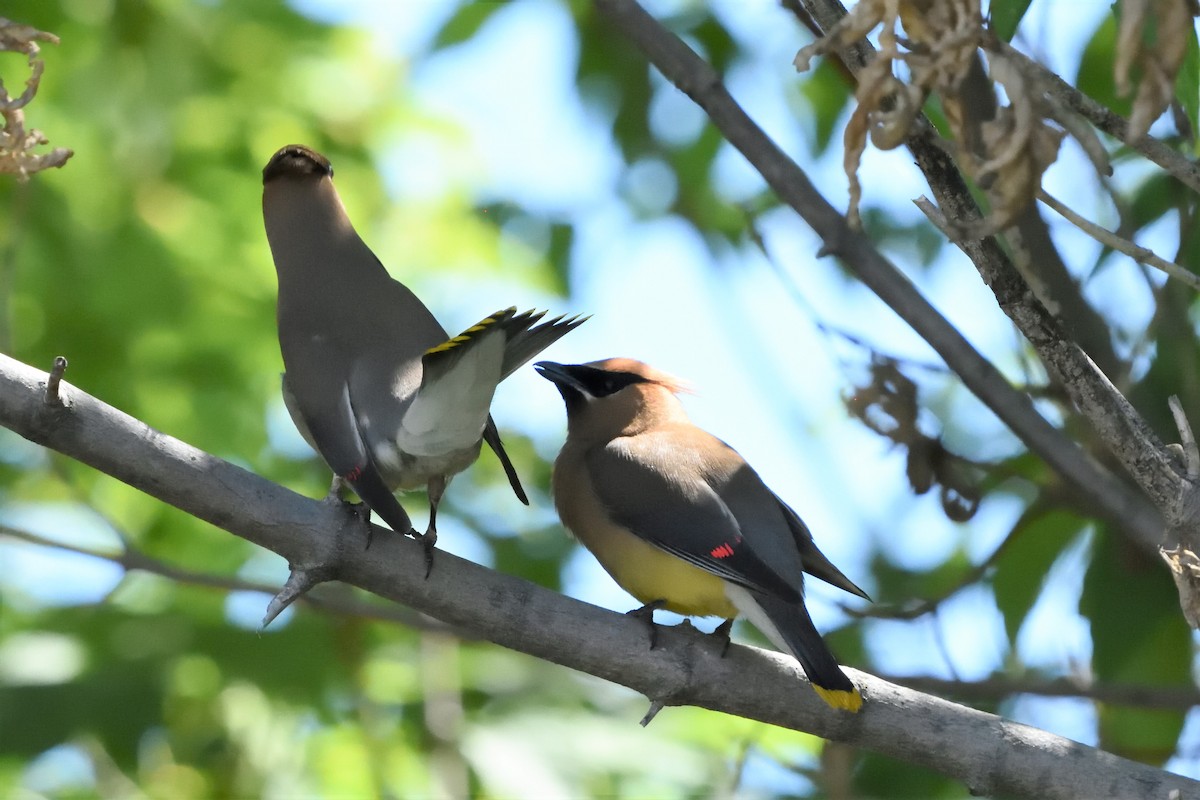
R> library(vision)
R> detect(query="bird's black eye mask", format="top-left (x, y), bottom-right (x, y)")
top-left (573, 366), bottom-right (648, 398)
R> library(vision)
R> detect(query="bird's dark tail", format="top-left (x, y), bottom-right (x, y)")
top-left (482, 415), bottom-right (528, 505)
top-left (746, 591), bottom-right (863, 712)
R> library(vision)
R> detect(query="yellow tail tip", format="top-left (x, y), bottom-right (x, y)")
top-left (813, 685), bottom-right (863, 713)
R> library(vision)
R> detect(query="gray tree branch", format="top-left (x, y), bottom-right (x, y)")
top-left (786, 0), bottom-right (1182, 511)
top-left (783, 0), bottom-right (1200, 618)
top-left (996, 39), bottom-right (1200, 195)
top-left (0, 523), bottom-right (457, 634)
top-left (8, 521), bottom-right (1193, 712)
top-left (592, 0), bottom-right (1166, 551)
top-left (0, 352), bottom-right (1194, 798)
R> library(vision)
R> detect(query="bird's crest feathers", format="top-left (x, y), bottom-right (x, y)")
top-left (585, 358), bottom-right (696, 395)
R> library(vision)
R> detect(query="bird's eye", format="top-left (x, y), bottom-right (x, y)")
top-left (593, 373), bottom-right (642, 397)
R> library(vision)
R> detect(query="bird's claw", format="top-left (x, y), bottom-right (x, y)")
top-left (626, 599), bottom-right (667, 650)
top-left (335, 499), bottom-right (375, 549)
top-left (710, 618), bottom-right (734, 658)
top-left (411, 526), bottom-right (437, 579)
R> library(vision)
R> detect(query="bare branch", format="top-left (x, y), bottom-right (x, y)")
top-left (0, 522), bottom-right (457, 633)
top-left (885, 673), bottom-right (1200, 710)
top-left (43, 354), bottom-right (66, 405)
top-left (1038, 191), bottom-right (1200, 294)
top-left (789, 0), bottom-right (1181, 518)
top-left (0, 350), bottom-right (1194, 797)
top-left (996, 40), bottom-right (1200, 194)
top-left (1170, 397), bottom-right (1200, 482)
top-left (1163, 396), bottom-right (1200, 627)
top-left (10, 519), bottom-right (1189, 713)
top-left (592, 0), bottom-right (1164, 551)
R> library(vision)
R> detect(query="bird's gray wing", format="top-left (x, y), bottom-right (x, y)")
top-left (708, 450), bottom-right (870, 602)
top-left (399, 309), bottom-right (514, 458)
top-left (774, 495), bottom-right (870, 600)
top-left (285, 344), bottom-right (414, 535)
top-left (585, 437), bottom-right (802, 603)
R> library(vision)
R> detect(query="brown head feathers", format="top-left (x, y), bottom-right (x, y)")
top-left (583, 358), bottom-right (694, 396)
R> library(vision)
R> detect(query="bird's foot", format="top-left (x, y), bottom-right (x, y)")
top-left (322, 474), bottom-right (348, 503)
top-left (325, 497), bottom-right (377, 549)
top-left (626, 599), bottom-right (667, 650)
top-left (260, 563), bottom-right (337, 630)
top-left (318, 476), bottom-right (380, 549)
top-left (709, 618), bottom-right (734, 658)
top-left (411, 525), bottom-right (438, 579)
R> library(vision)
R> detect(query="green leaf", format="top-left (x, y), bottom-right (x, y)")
top-left (869, 547), bottom-right (974, 603)
top-left (1080, 525), bottom-right (1189, 764)
top-left (687, 14), bottom-right (738, 73)
top-left (547, 222), bottom-right (574, 296)
top-left (1127, 172), bottom-right (1184, 234)
top-left (1176, 23), bottom-right (1200, 148)
top-left (990, 0), bottom-right (1034, 42)
top-left (992, 507), bottom-right (1086, 644)
top-left (1078, 14), bottom-right (1132, 119)
top-left (799, 57), bottom-right (853, 154)
top-left (855, 750), bottom-right (964, 798)
top-left (431, 3), bottom-right (503, 50)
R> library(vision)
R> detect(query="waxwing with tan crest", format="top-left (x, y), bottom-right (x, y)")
top-left (262, 144), bottom-right (585, 569)
top-left (535, 358), bottom-right (868, 711)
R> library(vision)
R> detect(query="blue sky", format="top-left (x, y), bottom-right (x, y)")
top-left (281, 0), bottom-right (1198, 781)
top-left (4, 0), bottom-right (1197, 789)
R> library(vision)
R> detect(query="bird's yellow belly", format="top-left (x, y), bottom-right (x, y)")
top-left (576, 520), bottom-right (737, 619)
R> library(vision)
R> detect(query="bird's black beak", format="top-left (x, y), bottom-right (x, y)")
top-left (534, 361), bottom-right (589, 400)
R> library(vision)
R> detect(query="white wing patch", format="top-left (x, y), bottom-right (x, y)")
top-left (724, 584), bottom-right (790, 655)
top-left (398, 332), bottom-right (506, 456)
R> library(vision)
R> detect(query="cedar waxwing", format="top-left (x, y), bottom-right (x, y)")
top-left (536, 358), bottom-right (869, 712)
top-left (262, 144), bottom-right (584, 563)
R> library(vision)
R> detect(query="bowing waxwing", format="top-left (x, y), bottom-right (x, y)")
top-left (536, 358), bottom-right (869, 712)
top-left (262, 144), bottom-right (584, 562)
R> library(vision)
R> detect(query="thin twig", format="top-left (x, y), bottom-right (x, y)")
top-left (844, 520), bottom-right (1018, 620)
top-left (997, 39), bottom-right (1200, 195)
top-left (883, 673), bottom-right (1200, 710)
top-left (794, 0), bottom-right (1180, 522)
top-left (1169, 396), bottom-right (1200, 481)
top-left (1038, 191), bottom-right (1200, 294)
top-left (43, 355), bottom-right (65, 405)
top-left (0, 523), bottom-right (457, 633)
top-left (596, 0), bottom-right (1165, 551)
top-left (0, 350), bottom-right (1195, 798)
top-left (640, 699), bottom-right (667, 727)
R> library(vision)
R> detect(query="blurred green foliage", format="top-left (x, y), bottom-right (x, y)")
top-left (0, 0), bottom-right (1197, 797)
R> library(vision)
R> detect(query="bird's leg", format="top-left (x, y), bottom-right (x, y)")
top-left (709, 618), bottom-right (734, 658)
top-left (320, 474), bottom-right (377, 548)
top-left (626, 599), bottom-right (667, 650)
top-left (413, 476), bottom-right (447, 579)
top-left (322, 474), bottom-right (347, 503)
